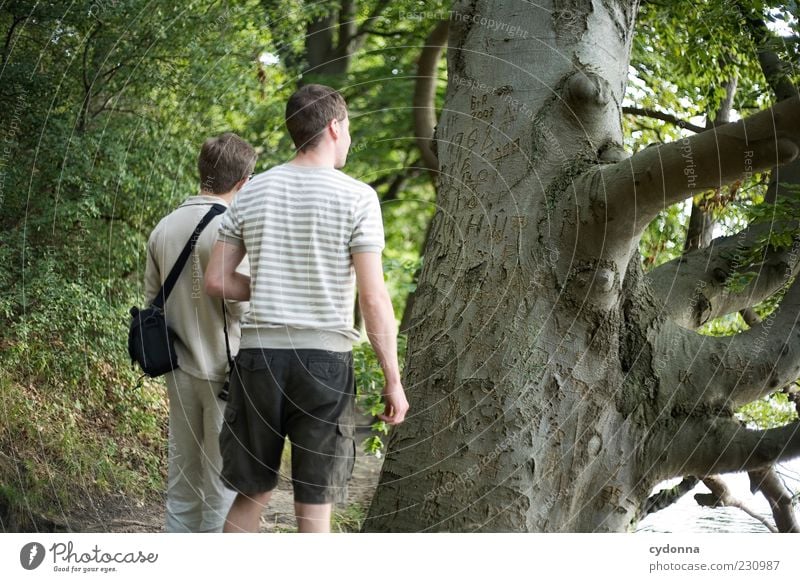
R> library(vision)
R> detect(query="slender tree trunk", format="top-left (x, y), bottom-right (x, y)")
top-left (684, 75), bottom-right (737, 253)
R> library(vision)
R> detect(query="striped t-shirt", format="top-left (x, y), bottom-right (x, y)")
top-left (218, 163), bottom-right (385, 351)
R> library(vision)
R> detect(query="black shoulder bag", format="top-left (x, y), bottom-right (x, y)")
top-left (128, 204), bottom-right (226, 378)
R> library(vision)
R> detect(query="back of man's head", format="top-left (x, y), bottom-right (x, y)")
top-left (198, 132), bottom-right (257, 194)
top-left (285, 84), bottom-right (347, 152)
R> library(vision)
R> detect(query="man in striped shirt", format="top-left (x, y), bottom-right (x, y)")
top-left (206, 84), bottom-right (409, 533)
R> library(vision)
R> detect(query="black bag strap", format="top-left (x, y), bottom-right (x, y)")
top-left (221, 300), bottom-right (234, 370)
top-left (151, 203), bottom-right (226, 310)
top-left (219, 300), bottom-right (235, 401)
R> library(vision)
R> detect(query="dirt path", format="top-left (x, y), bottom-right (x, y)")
top-left (66, 439), bottom-right (384, 533)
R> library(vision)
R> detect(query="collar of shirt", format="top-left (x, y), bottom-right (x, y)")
top-left (180, 194), bottom-right (229, 208)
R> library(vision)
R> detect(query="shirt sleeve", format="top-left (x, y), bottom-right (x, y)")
top-left (349, 187), bottom-right (385, 254)
top-left (225, 253), bottom-right (251, 319)
top-left (144, 232), bottom-right (161, 304)
top-left (218, 194), bottom-right (245, 247)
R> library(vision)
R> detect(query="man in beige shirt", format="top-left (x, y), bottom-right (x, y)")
top-left (145, 133), bottom-right (255, 532)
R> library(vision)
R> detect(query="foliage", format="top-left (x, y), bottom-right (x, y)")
top-left (0, 0), bottom-right (442, 528)
top-left (0, 0), bottom-right (281, 528)
top-left (738, 390), bottom-right (799, 429)
top-left (331, 501), bottom-right (367, 533)
top-left (354, 334), bottom-right (408, 456)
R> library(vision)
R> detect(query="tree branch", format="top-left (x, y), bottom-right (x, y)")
top-left (654, 417), bottom-right (800, 478)
top-left (647, 221), bottom-right (800, 329)
top-left (740, 7), bottom-right (800, 208)
top-left (356, 28), bottom-right (407, 38)
top-left (695, 476), bottom-right (777, 532)
top-left (413, 20), bottom-right (448, 175)
top-left (2, 14), bottom-right (25, 69)
top-left (351, 0), bottom-right (392, 46)
top-left (654, 273), bottom-right (800, 415)
top-left (748, 467), bottom-right (800, 532)
top-left (595, 96), bottom-right (800, 237)
top-left (741, 6), bottom-right (799, 103)
top-left (683, 76), bottom-right (736, 257)
top-left (638, 477), bottom-right (699, 521)
top-left (622, 106), bottom-right (705, 134)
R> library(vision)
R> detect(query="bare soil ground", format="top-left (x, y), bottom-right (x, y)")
top-left (60, 438), bottom-right (383, 533)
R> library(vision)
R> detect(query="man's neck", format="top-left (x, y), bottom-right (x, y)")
top-left (289, 147), bottom-right (336, 168)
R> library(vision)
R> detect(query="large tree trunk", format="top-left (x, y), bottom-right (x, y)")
top-left (364, 0), bottom-right (800, 532)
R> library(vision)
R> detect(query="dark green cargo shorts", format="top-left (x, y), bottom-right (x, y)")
top-left (219, 348), bottom-right (356, 504)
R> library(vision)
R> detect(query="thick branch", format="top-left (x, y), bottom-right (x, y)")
top-left (597, 97), bottom-right (800, 237)
top-left (413, 20), bottom-right (448, 175)
top-left (741, 8), bottom-right (799, 103)
top-left (655, 417), bottom-right (800, 478)
top-left (638, 477), bottom-right (699, 521)
top-left (660, 275), bottom-right (800, 411)
top-left (622, 106), bottom-right (705, 134)
top-left (647, 221), bottom-right (800, 329)
top-left (748, 467), bottom-right (800, 532)
top-left (695, 476), bottom-right (777, 532)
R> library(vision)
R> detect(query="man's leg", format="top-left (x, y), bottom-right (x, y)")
top-left (219, 349), bottom-right (286, 533)
top-left (295, 502), bottom-right (332, 533)
top-left (198, 378), bottom-right (236, 532)
top-left (165, 369), bottom-right (204, 532)
top-left (223, 491), bottom-right (272, 532)
top-left (286, 350), bottom-right (355, 533)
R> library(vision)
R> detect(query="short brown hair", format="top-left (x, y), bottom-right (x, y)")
top-left (285, 84), bottom-right (347, 152)
top-left (198, 132), bottom-right (257, 194)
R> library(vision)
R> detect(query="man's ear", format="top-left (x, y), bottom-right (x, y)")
top-left (329, 117), bottom-right (340, 140)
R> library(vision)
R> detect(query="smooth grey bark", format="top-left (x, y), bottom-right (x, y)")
top-left (364, 0), bottom-right (800, 532)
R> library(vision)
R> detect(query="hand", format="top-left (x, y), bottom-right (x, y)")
top-left (378, 383), bottom-right (409, 425)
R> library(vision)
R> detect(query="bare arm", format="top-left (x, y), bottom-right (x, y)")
top-left (353, 251), bottom-right (408, 424)
top-left (205, 240), bottom-right (250, 301)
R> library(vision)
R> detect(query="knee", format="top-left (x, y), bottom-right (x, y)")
top-left (236, 490), bottom-right (272, 508)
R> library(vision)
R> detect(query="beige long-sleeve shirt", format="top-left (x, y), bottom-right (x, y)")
top-left (145, 194), bottom-right (249, 382)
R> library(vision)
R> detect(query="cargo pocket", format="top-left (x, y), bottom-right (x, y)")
top-left (223, 405), bottom-right (237, 424)
top-left (333, 416), bottom-right (356, 504)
